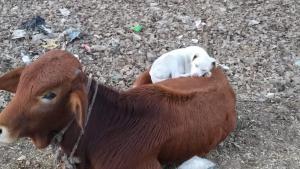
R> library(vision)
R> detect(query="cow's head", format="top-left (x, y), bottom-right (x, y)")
top-left (0, 50), bottom-right (88, 149)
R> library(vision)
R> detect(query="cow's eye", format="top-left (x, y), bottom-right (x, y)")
top-left (42, 92), bottom-right (56, 100)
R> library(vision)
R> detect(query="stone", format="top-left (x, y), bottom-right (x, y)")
top-left (147, 52), bottom-right (156, 61)
top-left (91, 45), bottom-right (106, 51)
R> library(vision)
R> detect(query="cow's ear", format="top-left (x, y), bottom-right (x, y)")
top-left (69, 89), bottom-right (88, 132)
top-left (0, 67), bottom-right (26, 93)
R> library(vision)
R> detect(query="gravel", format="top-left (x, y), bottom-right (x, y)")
top-left (0, 0), bottom-right (300, 169)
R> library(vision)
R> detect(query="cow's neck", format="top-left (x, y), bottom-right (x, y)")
top-left (58, 77), bottom-right (121, 167)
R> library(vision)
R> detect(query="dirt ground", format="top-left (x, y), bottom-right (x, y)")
top-left (0, 0), bottom-right (300, 169)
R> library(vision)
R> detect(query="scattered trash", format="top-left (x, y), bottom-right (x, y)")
top-left (69, 32), bottom-right (81, 42)
top-left (91, 45), bottom-right (106, 52)
top-left (66, 47), bottom-right (73, 52)
top-left (131, 24), bottom-right (143, 32)
top-left (132, 33), bottom-right (142, 41)
top-left (21, 16), bottom-right (52, 34)
top-left (195, 19), bottom-right (206, 28)
top-left (82, 44), bottom-right (91, 52)
top-left (17, 155), bottom-right (26, 161)
top-left (266, 93), bottom-right (275, 99)
top-left (41, 41), bottom-right (58, 50)
top-left (31, 33), bottom-right (45, 42)
top-left (294, 60), bottom-right (300, 67)
top-left (248, 20), bottom-right (260, 26)
top-left (21, 53), bottom-right (31, 64)
top-left (191, 39), bottom-right (198, 43)
top-left (217, 63), bottom-right (230, 70)
top-left (111, 71), bottom-right (123, 82)
top-left (11, 29), bottom-right (26, 39)
top-left (59, 8), bottom-right (70, 16)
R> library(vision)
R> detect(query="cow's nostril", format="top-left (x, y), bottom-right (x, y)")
top-left (0, 128), bottom-right (2, 135)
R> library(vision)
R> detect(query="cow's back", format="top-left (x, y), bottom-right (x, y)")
top-left (124, 68), bottom-right (236, 165)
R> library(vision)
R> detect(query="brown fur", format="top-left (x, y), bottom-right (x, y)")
top-left (132, 68), bottom-right (152, 88)
top-left (0, 50), bottom-right (236, 169)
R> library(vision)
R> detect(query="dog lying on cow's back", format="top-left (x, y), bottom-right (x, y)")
top-left (149, 46), bottom-right (216, 83)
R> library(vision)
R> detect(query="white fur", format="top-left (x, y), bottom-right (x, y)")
top-left (0, 126), bottom-right (16, 145)
top-left (149, 46), bottom-right (216, 83)
top-left (178, 156), bottom-right (216, 169)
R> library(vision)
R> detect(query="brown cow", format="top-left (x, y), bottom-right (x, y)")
top-left (0, 50), bottom-right (236, 169)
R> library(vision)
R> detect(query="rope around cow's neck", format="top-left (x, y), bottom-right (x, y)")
top-left (50, 75), bottom-right (99, 169)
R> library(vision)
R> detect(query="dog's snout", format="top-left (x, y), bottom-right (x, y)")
top-left (212, 61), bottom-right (216, 67)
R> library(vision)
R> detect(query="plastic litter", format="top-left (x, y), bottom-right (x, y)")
top-left (66, 47), bottom-right (73, 52)
top-left (82, 44), bottom-right (91, 52)
top-left (217, 63), bottom-right (230, 70)
top-left (294, 60), bottom-right (300, 67)
top-left (31, 33), bottom-right (45, 42)
top-left (21, 16), bottom-right (52, 34)
top-left (21, 53), bottom-right (31, 64)
top-left (131, 24), bottom-right (143, 32)
top-left (41, 41), bottom-right (58, 50)
top-left (195, 19), bottom-right (206, 28)
top-left (59, 8), bottom-right (70, 16)
top-left (69, 32), bottom-right (81, 42)
top-left (11, 29), bottom-right (26, 39)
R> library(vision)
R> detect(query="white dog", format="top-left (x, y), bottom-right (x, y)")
top-left (149, 46), bottom-right (216, 83)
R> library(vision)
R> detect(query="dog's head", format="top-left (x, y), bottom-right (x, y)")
top-left (187, 46), bottom-right (216, 77)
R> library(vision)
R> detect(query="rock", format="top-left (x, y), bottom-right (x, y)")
top-left (91, 45), bottom-right (106, 52)
top-left (132, 33), bottom-right (142, 41)
top-left (248, 20), bottom-right (260, 26)
top-left (292, 77), bottom-right (300, 85)
top-left (219, 7), bottom-right (227, 12)
top-left (266, 93), bottom-right (275, 99)
top-left (25, 160), bottom-right (30, 165)
top-left (147, 52), bottom-right (156, 61)
top-left (176, 15), bottom-right (191, 24)
top-left (111, 71), bottom-right (123, 82)
top-left (17, 155), bottom-right (26, 161)
top-left (150, 2), bottom-right (159, 7)
top-left (191, 39), bottom-right (199, 44)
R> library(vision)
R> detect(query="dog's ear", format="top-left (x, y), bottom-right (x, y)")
top-left (192, 55), bottom-right (197, 61)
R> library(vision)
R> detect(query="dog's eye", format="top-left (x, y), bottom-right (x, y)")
top-left (42, 92), bottom-right (56, 100)
top-left (195, 65), bottom-right (198, 68)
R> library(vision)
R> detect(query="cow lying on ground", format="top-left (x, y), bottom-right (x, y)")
top-left (0, 50), bottom-right (236, 169)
